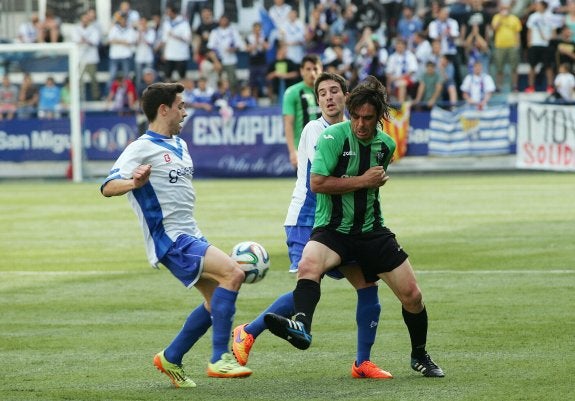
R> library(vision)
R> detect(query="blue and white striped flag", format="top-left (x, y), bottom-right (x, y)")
top-left (428, 106), bottom-right (511, 156)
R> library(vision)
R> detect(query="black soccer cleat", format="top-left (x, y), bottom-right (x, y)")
top-left (264, 313), bottom-right (312, 350)
top-left (411, 353), bottom-right (445, 377)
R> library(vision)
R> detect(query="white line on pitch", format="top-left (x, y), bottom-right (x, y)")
top-left (417, 270), bottom-right (574, 274)
top-left (0, 269), bottom-right (573, 275)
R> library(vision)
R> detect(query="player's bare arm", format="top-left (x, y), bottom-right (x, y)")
top-left (102, 164), bottom-right (152, 197)
top-left (284, 114), bottom-right (297, 167)
top-left (310, 167), bottom-right (388, 195)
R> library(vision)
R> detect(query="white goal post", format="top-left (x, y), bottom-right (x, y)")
top-left (0, 42), bottom-right (83, 182)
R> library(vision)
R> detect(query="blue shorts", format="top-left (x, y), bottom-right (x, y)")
top-left (159, 234), bottom-right (210, 288)
top-left (285, 225), bottom-right (344, 280)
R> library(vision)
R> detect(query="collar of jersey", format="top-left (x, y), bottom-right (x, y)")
top-left (145, 130), bottom-right (184, 160)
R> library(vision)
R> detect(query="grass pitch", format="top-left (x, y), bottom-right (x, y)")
top-left (1, 172), bottom-right (573, 400)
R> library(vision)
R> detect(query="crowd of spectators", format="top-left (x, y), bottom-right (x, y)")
top-left (4, 0), bottom-right (575, 120)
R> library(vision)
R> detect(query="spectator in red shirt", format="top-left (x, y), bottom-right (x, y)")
top-left (106, 73), bottom-right (137, 115)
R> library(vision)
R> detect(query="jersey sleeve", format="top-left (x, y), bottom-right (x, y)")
top-left (282, 85), bottom-right (297, 116)
top-left (299, 120), bottom-right (323, 162)
top-left (101, 139), bottom-right (147, 189)
top-left (380, 132), bottom-right (397, 169)
top-left (310, 125), bottom-right (342, 177)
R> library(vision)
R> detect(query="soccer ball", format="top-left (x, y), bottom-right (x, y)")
top-left (230, 241), bottom-right (270, 284)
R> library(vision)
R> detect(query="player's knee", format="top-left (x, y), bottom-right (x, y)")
top-left (220, 262), bottom-right (245, 290)
top-left (400, 285), bottom-right (423, 310)
top-left (296, 257), bottom-right (323, 280)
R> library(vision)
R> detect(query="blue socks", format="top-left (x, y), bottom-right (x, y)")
top-left (355, 286), bottom-right (380, 364)
top-left (210, 287), bottom-right (238, 363)
top-left (164, 303), bottom-right (211, 365)
top-left (245, 292), bottom-right (294, 338)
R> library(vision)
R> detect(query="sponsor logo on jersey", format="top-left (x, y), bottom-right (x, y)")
top-left (168, 165), bottom-right (194, 183)
top-left (164, 153), bottom-right (171, 163)
top-left (342, 150), bottom-right (356, 157)
top-left (323, 134), bottom-right (334, 140)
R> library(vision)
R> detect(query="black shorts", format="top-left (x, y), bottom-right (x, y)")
top-left (528, 46), bottom-right (553, 68)
top-left (310, 227), bottom-right (409, 283)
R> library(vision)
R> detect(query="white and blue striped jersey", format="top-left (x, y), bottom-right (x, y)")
top-left (284, 116), bottom-right (331, 227)
top-left (102, 130), bottom-right (202, 267)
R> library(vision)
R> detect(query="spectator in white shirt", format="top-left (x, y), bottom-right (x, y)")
top-left (134, 17), bottom-right (156, 90)
top-left (553, 63), bottom-right (575, 101)
top-left (413, 31), bottom-right (433, 76)
top-left (280, 9), bottom-right (306, 64)
top-left (460, 60), bottom-right (496, 110)
top-left (268, 0), bottom-right (292, 35)
top-left (525, 1), bottom-right (556, 93)
top-left (107, 12), bottom-right (137, 91)
top-left (386, 38), bottom-right (419, 103)
top-left (428, 7), bottom-right (461, 93)
top-left (161, 4), bottom-right (192, 81)
top-left (118, 1), bottom-right (140, 28)
top-left (72, 11), bottom-right (101, 101)
top-left (207, 15), bottom-right (245, 92)
top-left (17, 14), bottom-right (41, 43)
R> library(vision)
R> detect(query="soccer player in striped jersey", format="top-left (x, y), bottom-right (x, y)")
top-left (101, 82), bottom-right (252, 388)
top-left (233, 72), bottom-right (392, 379)
top-left (283, 53), bottom-right (322, 169)
top-left (265, 76), bottom-right (445, 378)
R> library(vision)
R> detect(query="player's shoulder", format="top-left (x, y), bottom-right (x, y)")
top-left (304, 119), bottom-right (325, 131)
top-left (377, 129), bottom-right (396, 145)
top-left (319, 121), bottom-right (348, 140)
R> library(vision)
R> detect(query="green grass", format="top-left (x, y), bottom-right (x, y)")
top-left (1, 172), bottom-right (574, 400)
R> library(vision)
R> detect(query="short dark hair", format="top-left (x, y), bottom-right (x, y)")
top-left (141, 82), bottom-right (184, 123)
top-left (346, 76), bottom-right (390, 122)
top-left (300, 53), bottom-right (322, 69)
top-left (314, 72), bottom-right (347, 100)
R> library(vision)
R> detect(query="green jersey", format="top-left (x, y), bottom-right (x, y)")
top-left (282, 81), bottom-right (321, 148)
top-left (310, 121), bottom-right (396, 235)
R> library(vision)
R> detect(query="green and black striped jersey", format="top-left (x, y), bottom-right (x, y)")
top-left (310, 121), bottom-right (396, 235)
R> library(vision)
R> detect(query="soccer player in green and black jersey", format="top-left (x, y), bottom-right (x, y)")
top-left (282, 54), bottom-right (322, 168)
top-left (266, 76), bottom-right (445, 378)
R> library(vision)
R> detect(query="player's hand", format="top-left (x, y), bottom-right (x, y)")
top-left (132, 164), bottom-right (151, 189)
top-left (362, 166), bottom-right (389, 188)
top-left (289, 150), bottom-right (298, 168)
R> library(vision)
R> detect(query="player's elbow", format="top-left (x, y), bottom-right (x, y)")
top-left (310, 174), bottom-right (325, 193)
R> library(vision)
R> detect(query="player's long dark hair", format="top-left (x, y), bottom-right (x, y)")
top-left (346, 75), bottom-right (391, 123)
top-left (141, 82), bottom-right (184, 122)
